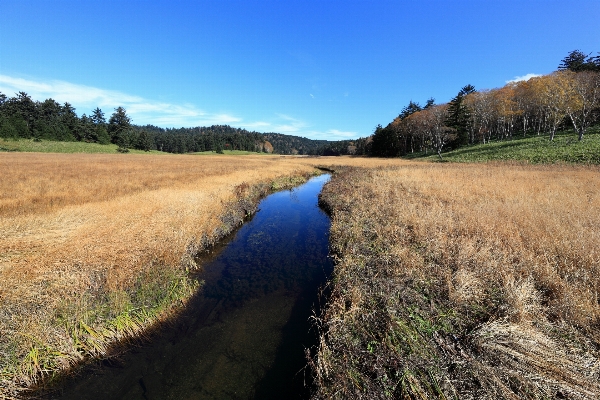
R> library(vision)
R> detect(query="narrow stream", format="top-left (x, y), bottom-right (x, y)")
top-left (53, 173), bottom-right (333, 400)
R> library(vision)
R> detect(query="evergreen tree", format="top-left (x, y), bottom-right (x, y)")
top-left (0, 116), bottom-right (21, 139)
top-left (7, 92), bottom-right (38, 137)
top-left (399, 100), bottom-right (422, 119)
top-left (108, 107), bottom-right (132, 149)
top-left (91, 107), bottom-right (105, 125)
top-left (96, 124), bottom-right (110, 144)
top-left (135, 130), bottom-right (154, 151)
top-left (79, 114), bottom-right (97, 142)
top-left (60, 102), bottom-right (78, 141)
top-left (91, 107), bottom-right (110, 144)
top-left (371, 124), bottom-right (401, 157)
top-left (558, 50), bottom-right (599, 72)
top-left (215, 138), bottom-right (224, 153)
top-left (446, 85), bottom-right (475, 147)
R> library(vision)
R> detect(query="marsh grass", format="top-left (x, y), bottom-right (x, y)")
top-left (7, 149), bottom-right (592, 398)
top-left (1, 152), bottom-right (361, 397)
top-left (313, 164), bottom-right (600, 399)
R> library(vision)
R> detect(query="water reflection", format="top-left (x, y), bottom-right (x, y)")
top-left (205, 174), bottom-right (332, 304)
top-left (54, 174), bottom-right (332, 400)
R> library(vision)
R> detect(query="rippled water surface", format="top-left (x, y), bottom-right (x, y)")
top-left (55, 174), bottom-right (333, 400)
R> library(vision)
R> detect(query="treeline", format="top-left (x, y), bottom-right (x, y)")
top-left (364, 49), bottom-right (600, 158)
top-left (262, 132), bottom-right (331, 155)
top-left (131, 125), bottom-right (269, 154)
top-left (6, 49), bottom-right (596, 158)
top-left (0, 94), bottom-right (273, 154)
top-left (0, 91), bottom-right (347, 155)
top-left (0, 92), bottom-right (112, 144)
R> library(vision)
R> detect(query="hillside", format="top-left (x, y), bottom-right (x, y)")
top-left (408, 128), bottom-right (600, 164)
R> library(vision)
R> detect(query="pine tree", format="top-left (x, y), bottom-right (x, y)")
top-left (558, 50), bottom-right (599, 72)
top-left (108, 107), bottom-right (132, 150)
top-left (446, 85), bottom-right (475, 147)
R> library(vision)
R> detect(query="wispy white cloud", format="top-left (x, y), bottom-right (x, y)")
top-left (296, 129), bottom-right (358, 141)
top-left (241, 121), bottom-right (271, 129)
top-left (0, 74), bottom-right (240, 127)
top-left (271, 114), bottom-right (306, 133)
top-left (324, 129), bottom-right (358, 140)
top-left (506, 73), bottom-right (542, 84)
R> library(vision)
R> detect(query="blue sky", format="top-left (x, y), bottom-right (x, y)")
top-left (1, 1), bottom-right (598, 140)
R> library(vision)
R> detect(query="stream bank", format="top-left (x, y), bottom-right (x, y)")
top-left (43, 174), bottom-right (333, 399)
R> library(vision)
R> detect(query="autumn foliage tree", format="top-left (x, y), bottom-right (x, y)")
top-left (370, 49), bottom-right (600, 157)
top-left (567, 71), bottom-right (600, 140)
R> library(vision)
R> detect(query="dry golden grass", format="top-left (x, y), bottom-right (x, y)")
top-left (0, 152), bottom-right (407, 397)
top-left (8, 151), bottom-right (596, 398)
top-left (314, 162), bottom-right (600, 399)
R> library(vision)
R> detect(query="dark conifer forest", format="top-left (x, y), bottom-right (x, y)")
top-left (0, 92), bottom-right (354, 155)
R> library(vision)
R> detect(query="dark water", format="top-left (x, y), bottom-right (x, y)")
top-left (53, 174), bottom-right (333, 400)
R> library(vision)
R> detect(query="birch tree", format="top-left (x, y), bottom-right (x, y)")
top-left (532, 72), bottom-right (577, 140)
top-left (566, 71), bottom-right (600, 140)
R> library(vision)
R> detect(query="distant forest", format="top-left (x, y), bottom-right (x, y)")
top-left (0, 92), bottom-right (353, 155)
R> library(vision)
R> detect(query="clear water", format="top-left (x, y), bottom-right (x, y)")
top-left (54, 174), bottom-right (333, 400)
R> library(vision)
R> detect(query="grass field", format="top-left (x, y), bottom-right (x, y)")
top-left (0, 153), bottom-right (322, 397)
top-left (313, 163), bottom-right (600, 399)
top-left (409, 129), bottom-right (600, 164)
top-left (3, 141), bottom-right (600, 398)
top-left (0, 138), bottom-right (168, 154)
top-left (0, 152), bottom-right (401, 397)
top-left (189, 150), bottom-right (269, 155)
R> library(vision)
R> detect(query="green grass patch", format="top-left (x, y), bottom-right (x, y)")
top-left (0, 138), bottom-right (166, 154)
top-left (7, 263), bottom-right (200, 392)
top-left (409, 128), bottom-right (600, 164)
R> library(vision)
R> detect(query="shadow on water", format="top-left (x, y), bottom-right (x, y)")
top-left (51, 174), bottom-right (333, 400)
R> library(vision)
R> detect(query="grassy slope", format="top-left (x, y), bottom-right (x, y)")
top-left (0, 138), bottom-right (266, 156)
top-left (408, 128), bottom-right (600, 164)
top-left (0, 138), bottom-right (164, 154)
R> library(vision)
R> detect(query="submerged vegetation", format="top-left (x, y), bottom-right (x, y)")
top-left (312, 164), bottom-right (600, 399)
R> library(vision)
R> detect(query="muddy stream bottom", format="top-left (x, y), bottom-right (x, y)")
top-left (49, 174), bottom-right (333, 400)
